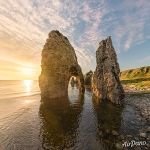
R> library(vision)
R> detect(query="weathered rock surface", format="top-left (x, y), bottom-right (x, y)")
top-left (92, 36), bottom-right (124, 105)
top-left (39, 30), bottom-right (85, 99)
top-left (125, 94), bottom-right (150, 122)
top-left (84, 70), bottom-right (93, 87)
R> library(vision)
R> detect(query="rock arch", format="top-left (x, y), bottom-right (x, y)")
top-left (39, 30), bottom-right (85, 99)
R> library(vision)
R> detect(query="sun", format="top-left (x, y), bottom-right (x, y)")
top-left (20, 66), bottom-right (39, 80)
top-left (21, 67), bottom-right (34, 76)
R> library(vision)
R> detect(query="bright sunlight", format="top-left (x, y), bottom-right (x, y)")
top-left (21, 67), bottom-right (34, 76)
top-left (20, 67), bottom-right (38, 80)
top-left (23, 80), bottom-right (33, 93)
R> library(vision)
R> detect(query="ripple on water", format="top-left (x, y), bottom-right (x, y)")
top-left (0, 81), bottom-right (149, 150)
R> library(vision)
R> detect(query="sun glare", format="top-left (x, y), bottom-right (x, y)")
top-left (22, 67), bottom-right (34, 76)
top-left (23, 80), bottom-right (32, 93)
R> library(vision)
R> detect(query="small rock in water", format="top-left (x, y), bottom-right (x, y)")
top-left (99, 131), bottom-right (103, 136)
top-left (134, 137), bottom-right (139, 141)
top-left (146, 127), bottom-right (150, 132)
top-left (115, 143), bottom-right (122, 149)
top-left (112, 130), bottom-right (119, 136)
top-left (119, 135), bottom-right (124, 140)
top-left (147, 135), bottom-right (150, 140)
top-left (126, 135), bottom-right (132, 138)
top-left (147, 143), bottom-right (150, 148)
top-left (136, 147), bottom-right (141, 150)
top-left (105, 129), bottom-right (111, 134)
top-left (140, 132), bottom-right (147, 138)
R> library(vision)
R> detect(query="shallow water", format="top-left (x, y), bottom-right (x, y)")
top-left (0, 80), bottom-right (148, 149)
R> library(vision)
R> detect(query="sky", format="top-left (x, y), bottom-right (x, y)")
top-left (0, 0), bottom-right (150, 80)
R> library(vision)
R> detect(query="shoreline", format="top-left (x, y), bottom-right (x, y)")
top-left (124, 93), bottom-right (150, 122)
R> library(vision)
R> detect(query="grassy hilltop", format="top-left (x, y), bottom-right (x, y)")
top-left (121, 66), bottom-right (150, 80)
top-left (120, 66), bottom-right (150, 92)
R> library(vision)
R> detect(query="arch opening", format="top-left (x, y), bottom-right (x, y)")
top-left (68, 65), bottom-right (85, 95)
top-left (39, 30), bottom-right (85, 100)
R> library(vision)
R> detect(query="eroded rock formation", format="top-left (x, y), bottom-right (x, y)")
top-left (39, 30), bottom-right (85, 99)
top-left (92, 36), bottom-right (124, 105)
top-left (84, 70), bottom-right (93, 87)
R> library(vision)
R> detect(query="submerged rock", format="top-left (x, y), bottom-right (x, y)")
top-left (39, 30), bottom-right (85, 99)
top-left (139, 132), bottom-right (147, 138)
top-left (92, 36), bottom-right (124, 105)
top-left (115, 143), bottom-right (122, 149)
top-left (112, 130), bottom-right (119, 136)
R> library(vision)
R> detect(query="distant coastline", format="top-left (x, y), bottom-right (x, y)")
top-left (120, 66), bottom-right (150, 92)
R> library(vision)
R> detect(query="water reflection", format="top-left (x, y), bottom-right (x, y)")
top-left (39, 87), bottom-right (124, 150)
top-left (93, 98), bottom-right (123, 149)
top-left (39, 94), bottom-right (84, 149)
top-left (23, 80), bottom-right (32, 93)
top-left (1, 81), bottom-right (147, 149)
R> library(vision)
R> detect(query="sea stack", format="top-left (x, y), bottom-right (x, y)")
top-left (84, 70), bottom-right (93, 88)
top-left (39, 30), bottom-right (85, 99)
top-left (92, 36), bottom-right (124, 105)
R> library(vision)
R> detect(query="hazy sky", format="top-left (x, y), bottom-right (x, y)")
top-left (0, 0), bottom-right (150, 80)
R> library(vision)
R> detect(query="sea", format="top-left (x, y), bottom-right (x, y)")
top-left (0, 80), bottom-right (147, 150)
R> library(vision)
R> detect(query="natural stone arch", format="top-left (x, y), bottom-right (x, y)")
top-left (39, 30), bottom-right (85, 99)
top-left (69, 65), bottom-right (85, 90)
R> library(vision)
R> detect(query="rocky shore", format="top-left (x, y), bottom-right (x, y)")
top-left (92, 91), bottom-right (150, 149)
top-left (123, 84), bottom-right (150, 93)
top-left (125, 93), bottom-right (150, 123)
top-left (120, 93), bottom-right (150, 149)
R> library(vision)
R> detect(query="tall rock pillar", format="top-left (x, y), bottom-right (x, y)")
top-left (92, 36), bottom-right (124, 105)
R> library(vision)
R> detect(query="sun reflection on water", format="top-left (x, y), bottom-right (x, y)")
top-left (23, 80), bottom-right (33, 104)
top-left (23, 80), bottom-right (33, 93)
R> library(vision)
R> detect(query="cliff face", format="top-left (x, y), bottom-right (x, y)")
top-left (92, 37), bottom-right (124, 105)
top-left (121, 66), bottom-right (150, 80)
top-left (39, 30), bottom-right (85, 99)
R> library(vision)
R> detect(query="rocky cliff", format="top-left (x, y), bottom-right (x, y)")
top-left (121, 66), bottom-right (150, 80)
top-left (39, 30), bottom-right (85, 99)
top-left (92, 36), bottom-right (124, 105)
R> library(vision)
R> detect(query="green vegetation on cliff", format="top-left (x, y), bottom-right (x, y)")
top-left (121, 66), bottom-right (150, 91)
top-left (120, 66), bottom-right (150, 80)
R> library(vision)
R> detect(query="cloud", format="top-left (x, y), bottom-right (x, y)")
top-left (0, 0), bottom-right (149, 79)
top-left (79, 0), bottom-right (108, 44)
top-left (111, 0), bottom-right (150, 51)
top-left (0, 0), bottom-right (98, 74)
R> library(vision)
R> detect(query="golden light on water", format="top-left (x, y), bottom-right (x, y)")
top-left (23, 80), bottom-right (33, 93)
top-left (24, 99), bottom-right (32, 104)
top-left (23, 80), bottom-right (33, 104)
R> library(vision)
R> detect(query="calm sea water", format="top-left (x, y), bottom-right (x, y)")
top-left (0, 80), bottom-right (146, 150)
